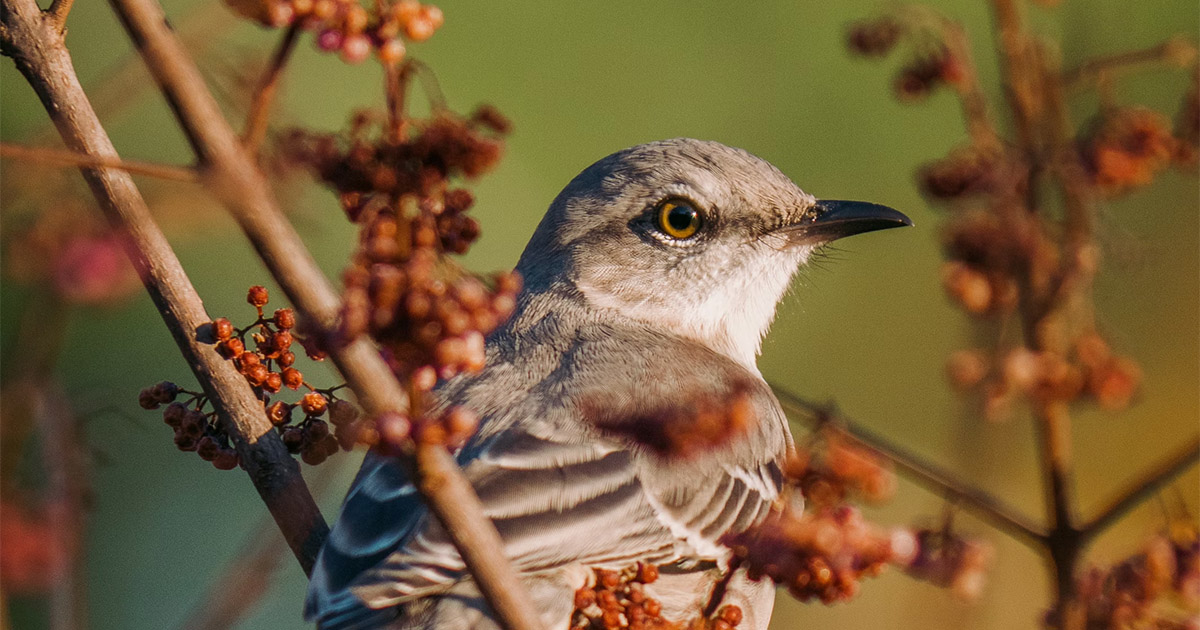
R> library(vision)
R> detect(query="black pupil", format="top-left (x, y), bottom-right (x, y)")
top-left (667, 205), bottom-right (697, 232)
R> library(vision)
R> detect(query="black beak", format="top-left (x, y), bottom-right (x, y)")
top-left (784, 200), bottom-right (912, 245)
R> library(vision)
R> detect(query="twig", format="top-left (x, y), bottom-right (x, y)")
top-left (106, 0), bottom-right (545, 627)
top-left (0, 141), bottom-right (200, 182)
top-left (938, 17), bottom-right (1002, 150)
top-left (38, 383), bottom-right (90, 630)
top-left (242, 23), bottom-right (300, 156)
top-left (1, 0), bottom-right (329, 576)
top-left (1063, 37), bottom-right (1198, 91)
top-left (1080, 437), bottom-right (1200, 543)
top-left (46, 0), bottom-right (74, 32)
top-left (771, 384), bottom-right (1047, 549)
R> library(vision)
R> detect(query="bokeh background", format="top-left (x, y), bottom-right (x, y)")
top-left (1, 0), bottom-right (1197, 628)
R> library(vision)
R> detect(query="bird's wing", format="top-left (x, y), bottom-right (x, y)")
top-left (305, 328), bottom-right (789, 626)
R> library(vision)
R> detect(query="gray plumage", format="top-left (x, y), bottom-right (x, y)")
top-left (305, 138), bottom-right (909, 630)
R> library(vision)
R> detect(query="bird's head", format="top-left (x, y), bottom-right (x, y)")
top-left (515, 138), bottom-right (910, 368)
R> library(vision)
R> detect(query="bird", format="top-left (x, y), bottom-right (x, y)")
top-left (304, 138), bottom-right (911, 630)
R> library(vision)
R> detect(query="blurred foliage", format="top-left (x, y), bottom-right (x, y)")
top-left (1, 1), bottom-right (1196, 629)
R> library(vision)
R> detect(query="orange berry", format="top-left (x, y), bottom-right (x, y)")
top-left (247, 285), bottom-right (269, 307)
top-left (282, 367), bottom-right (304, 390)
top-left (301, 392), bottom-right (328, 416)
top-left (266, 401), bottom-right (292, 426)
top-left (278, 351), bottom-right (296, 368)
top-left (218, 338), bottom-right (245, 359)
top-left (213, 317), bottom-right (235, 340)
top-left (273, 308), bottom-right (296, 329)
top-left (264, 372), bottom-right (283, 393)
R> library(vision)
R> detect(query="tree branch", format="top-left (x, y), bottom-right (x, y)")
top-left (1080, 436), bottom-right (1200, 543)
top-left (1063, 37), bottom-right (1198, 91)
top-left (1, 0), bottom-right (329, 575)
top-left (242, 23), bottom-right (299, 156)
top-left (0, 141), bottom-right (200, 182)
top-left (105, 0), bottom-right (544, 627)
top-left (46, 0), bottom-right (74, 33)
top-left (771, 384), bottom-right (1048, 549)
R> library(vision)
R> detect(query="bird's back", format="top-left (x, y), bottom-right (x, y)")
top-left (306, 286), bottom-right (791, 629)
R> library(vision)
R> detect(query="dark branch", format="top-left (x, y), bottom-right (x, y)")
top-left (1080, 436), bottom-right (1200, 544)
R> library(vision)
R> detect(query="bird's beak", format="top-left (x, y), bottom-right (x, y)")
top-left (781, 199), bottom-right (912, 246)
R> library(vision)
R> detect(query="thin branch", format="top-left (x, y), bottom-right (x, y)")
top-left (46, 0), bottom-right (75, 32)
top-left (1, 0), bottom-right (329, 575)
top-left (771, 384), bottom-right (1047, 549)
top-left (0, 141), bottom-right (200, 182)
top-left (1080, 437), bottom-right (1200, 544)
top-left (1063, 37), bottom-right (1198, 91)
top-left (106, 0), bottom-right (545, 627)
top-left (939, 17), bottom-right (1002, 150)
top-left (242, 23), bottom-right (300, 156)
top-left (39, 383), bottom-right (90, 630)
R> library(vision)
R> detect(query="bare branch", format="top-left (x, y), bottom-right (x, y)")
top-left (105, 0), bottom-right (545, 626)
top-left (1063, 37), bottom-right (1198, 91)
top-left (1080, 437), bottom-right (1200, 543)
top-left (242, 23), bottom-right (300, 156)
top-left (46, 0), bottom-right (75, 33)
top-left (771, 384), bottom-right (1048, 549)
top-left (0, 141), bottom-right (200, 182)
top-left (1, 0), bottom-right (329, 575)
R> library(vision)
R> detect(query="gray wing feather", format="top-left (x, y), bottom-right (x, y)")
top-left (306, 320), bottom-right (790, 628)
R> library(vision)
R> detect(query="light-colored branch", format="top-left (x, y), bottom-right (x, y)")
top-left (106, 0), bottom-right (544, 627)
top-left (771, 385), bottom-right (1048, 549)
top-left (0, 141), bottom-right (200, 182)
top-left (1, 0), bottom-right (329, 575)
top-left (46, 0), bottom-right (74, 32)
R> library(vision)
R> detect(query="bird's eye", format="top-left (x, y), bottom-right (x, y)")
top-left (655, 198), bottom-right (702, 240)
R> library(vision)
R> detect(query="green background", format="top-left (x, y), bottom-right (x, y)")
top-left (1, 0), bottom-right (1197, 628)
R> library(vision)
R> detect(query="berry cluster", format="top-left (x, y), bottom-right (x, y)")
top-left (284, 97), bottom-right (515, 446)
top-left (787, 427), bottom-right (897, 507)
top-left (584, 383), bottom-right (757, 460)
top-left (571, 565), bottom-right (675, 630)
top-left (945, 332), bottom-right (1142, 423)
top-left (225, 0), bottom-right (443, 65)
top-left (139, 381), bottom-right (242, 470)
top-left (901, 525), bottom-right (994, 601)
top-left (846, 17), bottom-right (966, 102)
top-left (141, 285), bottom-right (358, 468)
top-left (1080, 106), bottom-right (1183, 197)
top-left (723, 504), bottom-right (910, 604)
top-left (1055, 525), bottom-right (1199, 630)
top-left (373, 404), bottom-right (479, 455)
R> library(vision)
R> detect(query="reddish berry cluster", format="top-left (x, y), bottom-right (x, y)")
top-left (225, 0), bottom-right (443, 65)
top-left (1080, 106), bottom-right (1183, 196)
top-left (786, 428), bottom-right (897, 507)
top-left (4, 203), bottom-right (139, 306)
top-left (139, 382), bottom-right (242, 470)
top-left (0, 498), bottom-right (70, 596)
top-left (918, 145), bottom-right (1013, 201)
top-left (283, 98), bottom-right (515, 445)
top-left (142, 286), bottom-right (359, 468)
top-left (901, 526), bottom-right (994, 601)
top-left (945, 332), bottom-right (1142, 423)
top-left (1054, 526), bottom-right (1199, 630)
top-left (846, 16), bottom-right (966, 102)
top-left (373, 404), bottom-right (478, 454)
top-left (723, 504), bottom-right (907, 604)
top-left (584, 383), bottom-right (757, 460)
top-left (570, 564), bottom-right (731, 630)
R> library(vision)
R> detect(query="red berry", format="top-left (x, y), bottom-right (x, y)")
top-left (266, 401), bottom-right (292, 426)
top-left (264, 372), bottom-right (283, 393)
top-left (247, 285), bottom-right (269, 307)
top-left (213, 317), bottom-right (235, 341)
top-left (300, 392), bottom-right (328, 416)
top-left (217, 338), bottom-right (245, 359)
top-left (197, 436), bottom-right (220, 461)
top-left (277, 351), bottom-right (296, 368)
top-left (282, 367), bottom-right (304, 390)
top-left (212, 450), bottom-right (239, 470)
top-left (273, 308), bottom-right (296, 329)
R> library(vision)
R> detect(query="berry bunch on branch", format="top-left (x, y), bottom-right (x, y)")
top-left (844, 2), bottom-right (1200, 627)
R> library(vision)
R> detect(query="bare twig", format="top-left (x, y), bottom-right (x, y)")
top-left (106, 0), bottom-right (544, 627)
top-left (771, 385), bottom-right (1047, 549)
top-left (1, 0), bottom-right (329, 575)
top-left (46, 0), bottom-right (74, 32)
top-left (1063, 37), bottom-right (1198, 90)
top-left (1080, 437), bottom-right (1200, 543)
top-left (242, 23), bottom-right (300, 156)
top-left (38, 383), bottom-right (90, 630)
top-left (0, 141), bottom-right (200, 182)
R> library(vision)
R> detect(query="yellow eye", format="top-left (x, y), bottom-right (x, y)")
top-left (656, 198), bottom-right (702, 239)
